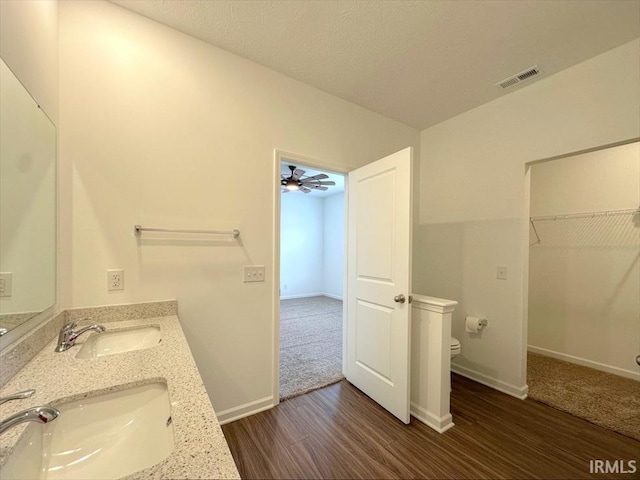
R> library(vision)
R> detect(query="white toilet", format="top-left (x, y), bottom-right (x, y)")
top-left (450, 337), bottom-right (461, 358)
top-left (449, 337), bottom-right (461, 392)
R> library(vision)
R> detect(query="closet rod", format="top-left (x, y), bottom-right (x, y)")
top-left (134, 225), bottom-right (240, 238)
top-left (530, 207), bottom-right (639, 222)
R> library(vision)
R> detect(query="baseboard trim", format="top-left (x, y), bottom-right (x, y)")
top-left (528, 345), bottom-right (640, 381)
top-left (279, 293), bottom-right (344, 301)
top-left (322, 293), bottom-right (343, 301)
top-left (410, 402), bottom-right (455, 433)
top-left (279, 293), bottom-right (324, 300)
top-left (216, 395), bottom-right (275, 425)
top-left (451, 364), bottom-right (529, 400)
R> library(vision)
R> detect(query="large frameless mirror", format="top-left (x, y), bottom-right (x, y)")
top-left (0, 58), bottom-right (56, 343)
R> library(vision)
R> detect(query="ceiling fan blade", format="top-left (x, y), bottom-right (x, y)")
top-left (307, 185), bottom-right (328, 191)
top-left (303, 173), bottom-right (329, 181)
top-left (281, 188), bottom-right (290, 193)
top-left (301, 180), bottom-right (335, 186)
top-left (300, 186), bottom-right (311, 194)
top-left (292, 168), bottom-right (305, 181)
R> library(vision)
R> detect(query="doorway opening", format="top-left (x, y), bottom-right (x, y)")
top-left (274, 152), bottom-right (347, 401)
top-left (525, 140), bottom-right (640, 441)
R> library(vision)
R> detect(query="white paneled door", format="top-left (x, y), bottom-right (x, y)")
top-left (346, 147), bottom-right (413, 423)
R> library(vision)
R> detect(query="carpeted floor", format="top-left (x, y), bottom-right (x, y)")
top-left (280, 296), bottom-right (345, 400)
top-left (527, 352), bottom-right (640, 441)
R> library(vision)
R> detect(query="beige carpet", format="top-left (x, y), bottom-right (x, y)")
top-left (527, 352), bottom-right (640, 441)
top-left (280, 296), bottom-right (344, 400)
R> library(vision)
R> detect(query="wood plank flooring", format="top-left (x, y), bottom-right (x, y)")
top-left (221, 374), bottom-right (640, 479)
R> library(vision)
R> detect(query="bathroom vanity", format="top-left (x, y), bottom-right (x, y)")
top-left (0, 300), bottom-right (240, 479)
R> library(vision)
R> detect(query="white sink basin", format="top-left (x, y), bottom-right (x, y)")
top-left (2, 382), bottom-right (174, 480)
top-left (76, 325), bottom-right (161, 359)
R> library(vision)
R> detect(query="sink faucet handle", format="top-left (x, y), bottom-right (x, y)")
top-left (69, 317), bottom-right (93, 328)
top-left (55, 320), bottom-right (104, 352)
top-left (0, 389), bottom-right (36, 406)
top-left (63, 321), bottom-right (78, 331)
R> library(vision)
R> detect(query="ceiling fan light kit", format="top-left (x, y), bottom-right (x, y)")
top-left (284, 180), bottom-right (299, 191)
top-left (280, 165), bottom-right (336, 194)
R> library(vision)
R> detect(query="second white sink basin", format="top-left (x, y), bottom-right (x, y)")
top-left (1, 382), bottom-right (174, 480)
top-left (76, 325), bottom-right (161, 359)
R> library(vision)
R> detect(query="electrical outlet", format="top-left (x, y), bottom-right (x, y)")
top-left (496, 266), bottom-right (508, 280)
top-left (243, 265), bottom-right (265, 283)
top-left (0, 272), bottom-right (12, 297)
top-left (107, 269), bottom-right (124, 291)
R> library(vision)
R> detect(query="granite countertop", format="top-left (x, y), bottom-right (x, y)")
top-left (0, 313), bottom-right (240, 479)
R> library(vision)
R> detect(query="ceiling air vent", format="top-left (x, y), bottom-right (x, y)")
top-left (495, 65), bottom-right (541, 89)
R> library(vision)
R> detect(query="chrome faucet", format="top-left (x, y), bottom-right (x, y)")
top-left (55, 320), bottom-right (106, 352)
top-left (0, 406), bottom-right (60, 435)
top-left (0, 389), bottom-right (36, 406)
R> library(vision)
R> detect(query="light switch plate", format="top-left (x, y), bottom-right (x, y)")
top-left (243, 265), bottom-right (265, 283)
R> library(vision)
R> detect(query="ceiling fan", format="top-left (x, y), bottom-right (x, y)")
top-left (281, 165), bottom-right (336, 194)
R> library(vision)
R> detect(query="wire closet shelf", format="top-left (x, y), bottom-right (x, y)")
top-left (529, 207), bottom-right (640, 247)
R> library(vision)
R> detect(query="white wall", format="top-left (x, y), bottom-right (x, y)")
top-left (280, 191), bottom-right (344, 299)
top-left (530, 143), bottom-right (640, 216)
top-left (59, 0), bottom-right (418, 419)
top-left (280, 194), bottom-right (324, 298)
top-left (528, 142), bottom-right (640, 378)
top-left (0, 0), bottom-right (58, 124)
top-left (414, 39), bottom-right (640, 396)
top-left (323, 192), bottom-right (344, 299)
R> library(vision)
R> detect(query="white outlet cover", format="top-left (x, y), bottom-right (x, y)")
top-left (107, 269), bottom-right (124, 291)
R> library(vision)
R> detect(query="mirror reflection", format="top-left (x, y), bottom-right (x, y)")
top-left (0, 58), bottom-right (56, 336)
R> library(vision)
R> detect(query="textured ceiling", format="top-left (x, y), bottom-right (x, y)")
top-left (111, 0), bottom-right (640, 129)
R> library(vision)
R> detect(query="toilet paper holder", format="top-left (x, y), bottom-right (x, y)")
top-left (465, 316), bottom-right (488, 333)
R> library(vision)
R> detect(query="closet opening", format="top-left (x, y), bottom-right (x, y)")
top-left (274, 153), bottom-right (347, 401)
top-left (526, 140), bottom-right (640, 441)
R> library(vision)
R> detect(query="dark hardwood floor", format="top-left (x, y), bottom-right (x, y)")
top-left (221, 374), bottom-right (640, 479)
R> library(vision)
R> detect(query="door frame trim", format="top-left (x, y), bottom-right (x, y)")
top-left (272, 149), bottom-right (350, 405)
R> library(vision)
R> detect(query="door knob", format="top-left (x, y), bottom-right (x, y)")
top-left (636, 355), bottom-right (640, 367)
top-left (394, 294), bottom-right (406, 304)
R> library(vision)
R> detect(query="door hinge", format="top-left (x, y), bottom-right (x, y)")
top-left (408, 295), bottom-right (413, 304)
